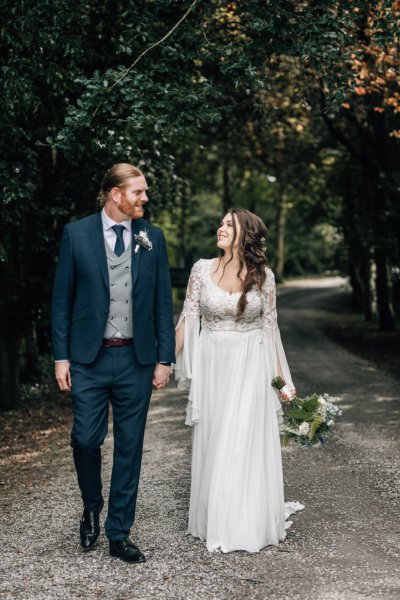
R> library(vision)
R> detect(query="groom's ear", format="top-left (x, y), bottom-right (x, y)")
top-left (110, 187), bottom-right (122, 205)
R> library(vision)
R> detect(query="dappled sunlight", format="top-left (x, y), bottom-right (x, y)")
top-left (148, 399), bottom-right (187, 425)
top-left (281, 277), bottom-right (348, 289)
top-left (149, 414), bottom-right (187, 426)
top-left (367, 395), bottom-right (400, 403)
top-left (0, 450), bottom-right (41, 466)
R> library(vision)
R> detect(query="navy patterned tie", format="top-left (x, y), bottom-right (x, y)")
top-left (112, 225), bottom-right (126, 257)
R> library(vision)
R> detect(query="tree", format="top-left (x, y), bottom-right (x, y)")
top-left (315, 1), bottom-right (400, 329)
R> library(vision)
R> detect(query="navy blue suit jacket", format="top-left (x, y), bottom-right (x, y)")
top-left (51, 213), bottom-right (175, 365)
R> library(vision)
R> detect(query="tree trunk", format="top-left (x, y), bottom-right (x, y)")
top-left (178, 194), bottom-right (188, 269)
top-left (374, 247), bottom-right (396, 331)
top-left (24, 321), bottom-right (41, 381)
top-left (348, 255), bottom-right (373, 320)
top-left (0, 335), bottom-right (21, 411)
top-left (348, 260), bottom-right (364, 311)
top-left (392, 274), bottom-right (400, 319)
top-left (177, 193), bottom-right (188, 302)
top-left (222, 161), bottom-right (232, 213)
top-left (275, 181), bottom-right (287, 281)
top-left (360, 258), bottom-right (373, 321)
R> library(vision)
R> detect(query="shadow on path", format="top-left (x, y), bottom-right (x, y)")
top-left (0, 278), bottom-right (399, 600)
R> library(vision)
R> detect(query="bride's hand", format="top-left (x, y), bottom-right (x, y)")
top-left (280, 388), bottom-right (296, 404)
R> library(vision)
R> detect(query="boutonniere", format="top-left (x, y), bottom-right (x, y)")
top-left (134, 230), bottom-right (153, 253)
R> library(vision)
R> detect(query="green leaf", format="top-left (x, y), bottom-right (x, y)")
top-left (301, 396), bottom-right (319, 413)
top-left (287, 409), bottom-right (315, 422)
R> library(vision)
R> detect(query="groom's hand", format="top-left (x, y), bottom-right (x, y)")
top-left (152, 363), bottom-right (170, 390)
top-left (55, 360), bottom-right (72, 391)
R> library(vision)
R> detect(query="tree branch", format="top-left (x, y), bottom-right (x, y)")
top-left (92, 0), bottom-right (199, 118)
top-left (318, 83), bottom-right (363, 162)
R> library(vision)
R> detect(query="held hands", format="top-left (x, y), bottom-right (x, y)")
top-left (55, 361), bottom-right (71, 391)
top-left (56, 361), bottom-right (170, 391)
top-left (152, 363), bottom-right (170, 390)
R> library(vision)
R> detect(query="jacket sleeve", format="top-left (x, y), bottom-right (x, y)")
top-left (153, 230), bottom-right (176, 364)
top-left (51, 226), bottom-right (75, 361)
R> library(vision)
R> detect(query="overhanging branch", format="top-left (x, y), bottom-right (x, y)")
top-left (92, 0), bottom-right (199, 119)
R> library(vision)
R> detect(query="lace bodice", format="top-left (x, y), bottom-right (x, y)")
top-left (176, 257), bottom-right (294, 402)
top-left (181, 259), bottom-right (278, 332)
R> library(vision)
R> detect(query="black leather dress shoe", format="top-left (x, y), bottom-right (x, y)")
top-left (80, 499), bottom-right (104, 551)
top-left (109, 538), bottom-right (146, 564)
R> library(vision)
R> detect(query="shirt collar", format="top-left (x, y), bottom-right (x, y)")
top-left (101, 208), bottom-right (132, 233)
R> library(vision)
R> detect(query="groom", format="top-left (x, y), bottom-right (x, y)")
top-left (51, 163), bottom-right (175, 564)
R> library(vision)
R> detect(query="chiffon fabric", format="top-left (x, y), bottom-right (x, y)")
top-left (175, 259), bottom-right (302, 553)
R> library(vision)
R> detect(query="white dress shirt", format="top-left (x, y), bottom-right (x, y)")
top-left (101, 208), bottom-right (132, 340)
top-left (101, 208), bottom-right (132, 250)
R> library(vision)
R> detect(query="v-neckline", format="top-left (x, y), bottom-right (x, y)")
top-left (209, 259), bottom-right (242, 297)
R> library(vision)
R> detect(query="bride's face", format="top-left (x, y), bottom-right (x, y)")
top-left (217, 213), bottom-right (240, 251)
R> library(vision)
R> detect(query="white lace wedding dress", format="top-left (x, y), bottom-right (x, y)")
top-left (175, 258), bottom-right (303, 553)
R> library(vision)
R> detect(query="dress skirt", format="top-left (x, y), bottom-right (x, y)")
top-left (186, 326), bottom-right (286, 553)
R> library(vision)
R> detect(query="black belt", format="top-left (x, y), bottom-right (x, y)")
top-left (102, 338), bottom-right (133, 347)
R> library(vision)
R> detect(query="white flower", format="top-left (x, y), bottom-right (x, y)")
top-left (134, 230), bottom-right (153, 253)
top-left (283, 426), bottom-right (299, 436)
top-left (298, 422), bottom-right (310, 436)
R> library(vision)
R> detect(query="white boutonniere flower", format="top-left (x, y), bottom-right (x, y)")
top-left (134, 230), bottom-right (153, 253)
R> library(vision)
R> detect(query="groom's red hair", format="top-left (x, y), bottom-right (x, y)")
top-left (97, 163), bottom-right (144, 207)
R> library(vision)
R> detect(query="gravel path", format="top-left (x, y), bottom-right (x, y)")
top-left (1, 277), bottom-right (399, 600)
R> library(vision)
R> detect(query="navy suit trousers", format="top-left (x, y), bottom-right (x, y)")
top-left (70, 345), bottom-right (154, 540)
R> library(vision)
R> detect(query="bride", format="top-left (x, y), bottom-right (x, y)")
top-left (174, 208), bottom-right (301, 553)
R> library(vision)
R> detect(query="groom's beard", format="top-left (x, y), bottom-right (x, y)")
top-left (119, 193), bottom-right (144, 220)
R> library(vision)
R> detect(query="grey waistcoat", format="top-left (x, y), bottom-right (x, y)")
top-left (103, 242), bottom-right (133, 339)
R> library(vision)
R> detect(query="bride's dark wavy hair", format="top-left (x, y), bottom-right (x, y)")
top-left (219, 208), bottom-right (268, 318)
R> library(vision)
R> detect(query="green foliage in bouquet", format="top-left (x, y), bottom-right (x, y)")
top-left (272, 377), bottom-right (342, 448)
top-left (287, 394), bottom-right (319, 422)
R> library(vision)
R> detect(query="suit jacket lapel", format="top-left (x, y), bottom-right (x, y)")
top-left (131, 219), bottom-right (142, 289)
top-left (90, 213), bottom-right (109, 289)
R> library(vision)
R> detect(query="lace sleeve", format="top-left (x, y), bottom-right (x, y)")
top-left (262, 269), bottom-right (294, 390)
top-left (180, 261), bottom-right (201, 319)
top-left (262, 269), bottom-right (278, 331)
top-left (174, 261), bottom-right (203, 424)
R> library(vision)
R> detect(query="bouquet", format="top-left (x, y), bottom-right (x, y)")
top-left (272, 376), bottom-right (342, 447)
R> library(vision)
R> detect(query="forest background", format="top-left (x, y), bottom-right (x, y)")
top-left (1, 0), bottom-right (399, 410)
